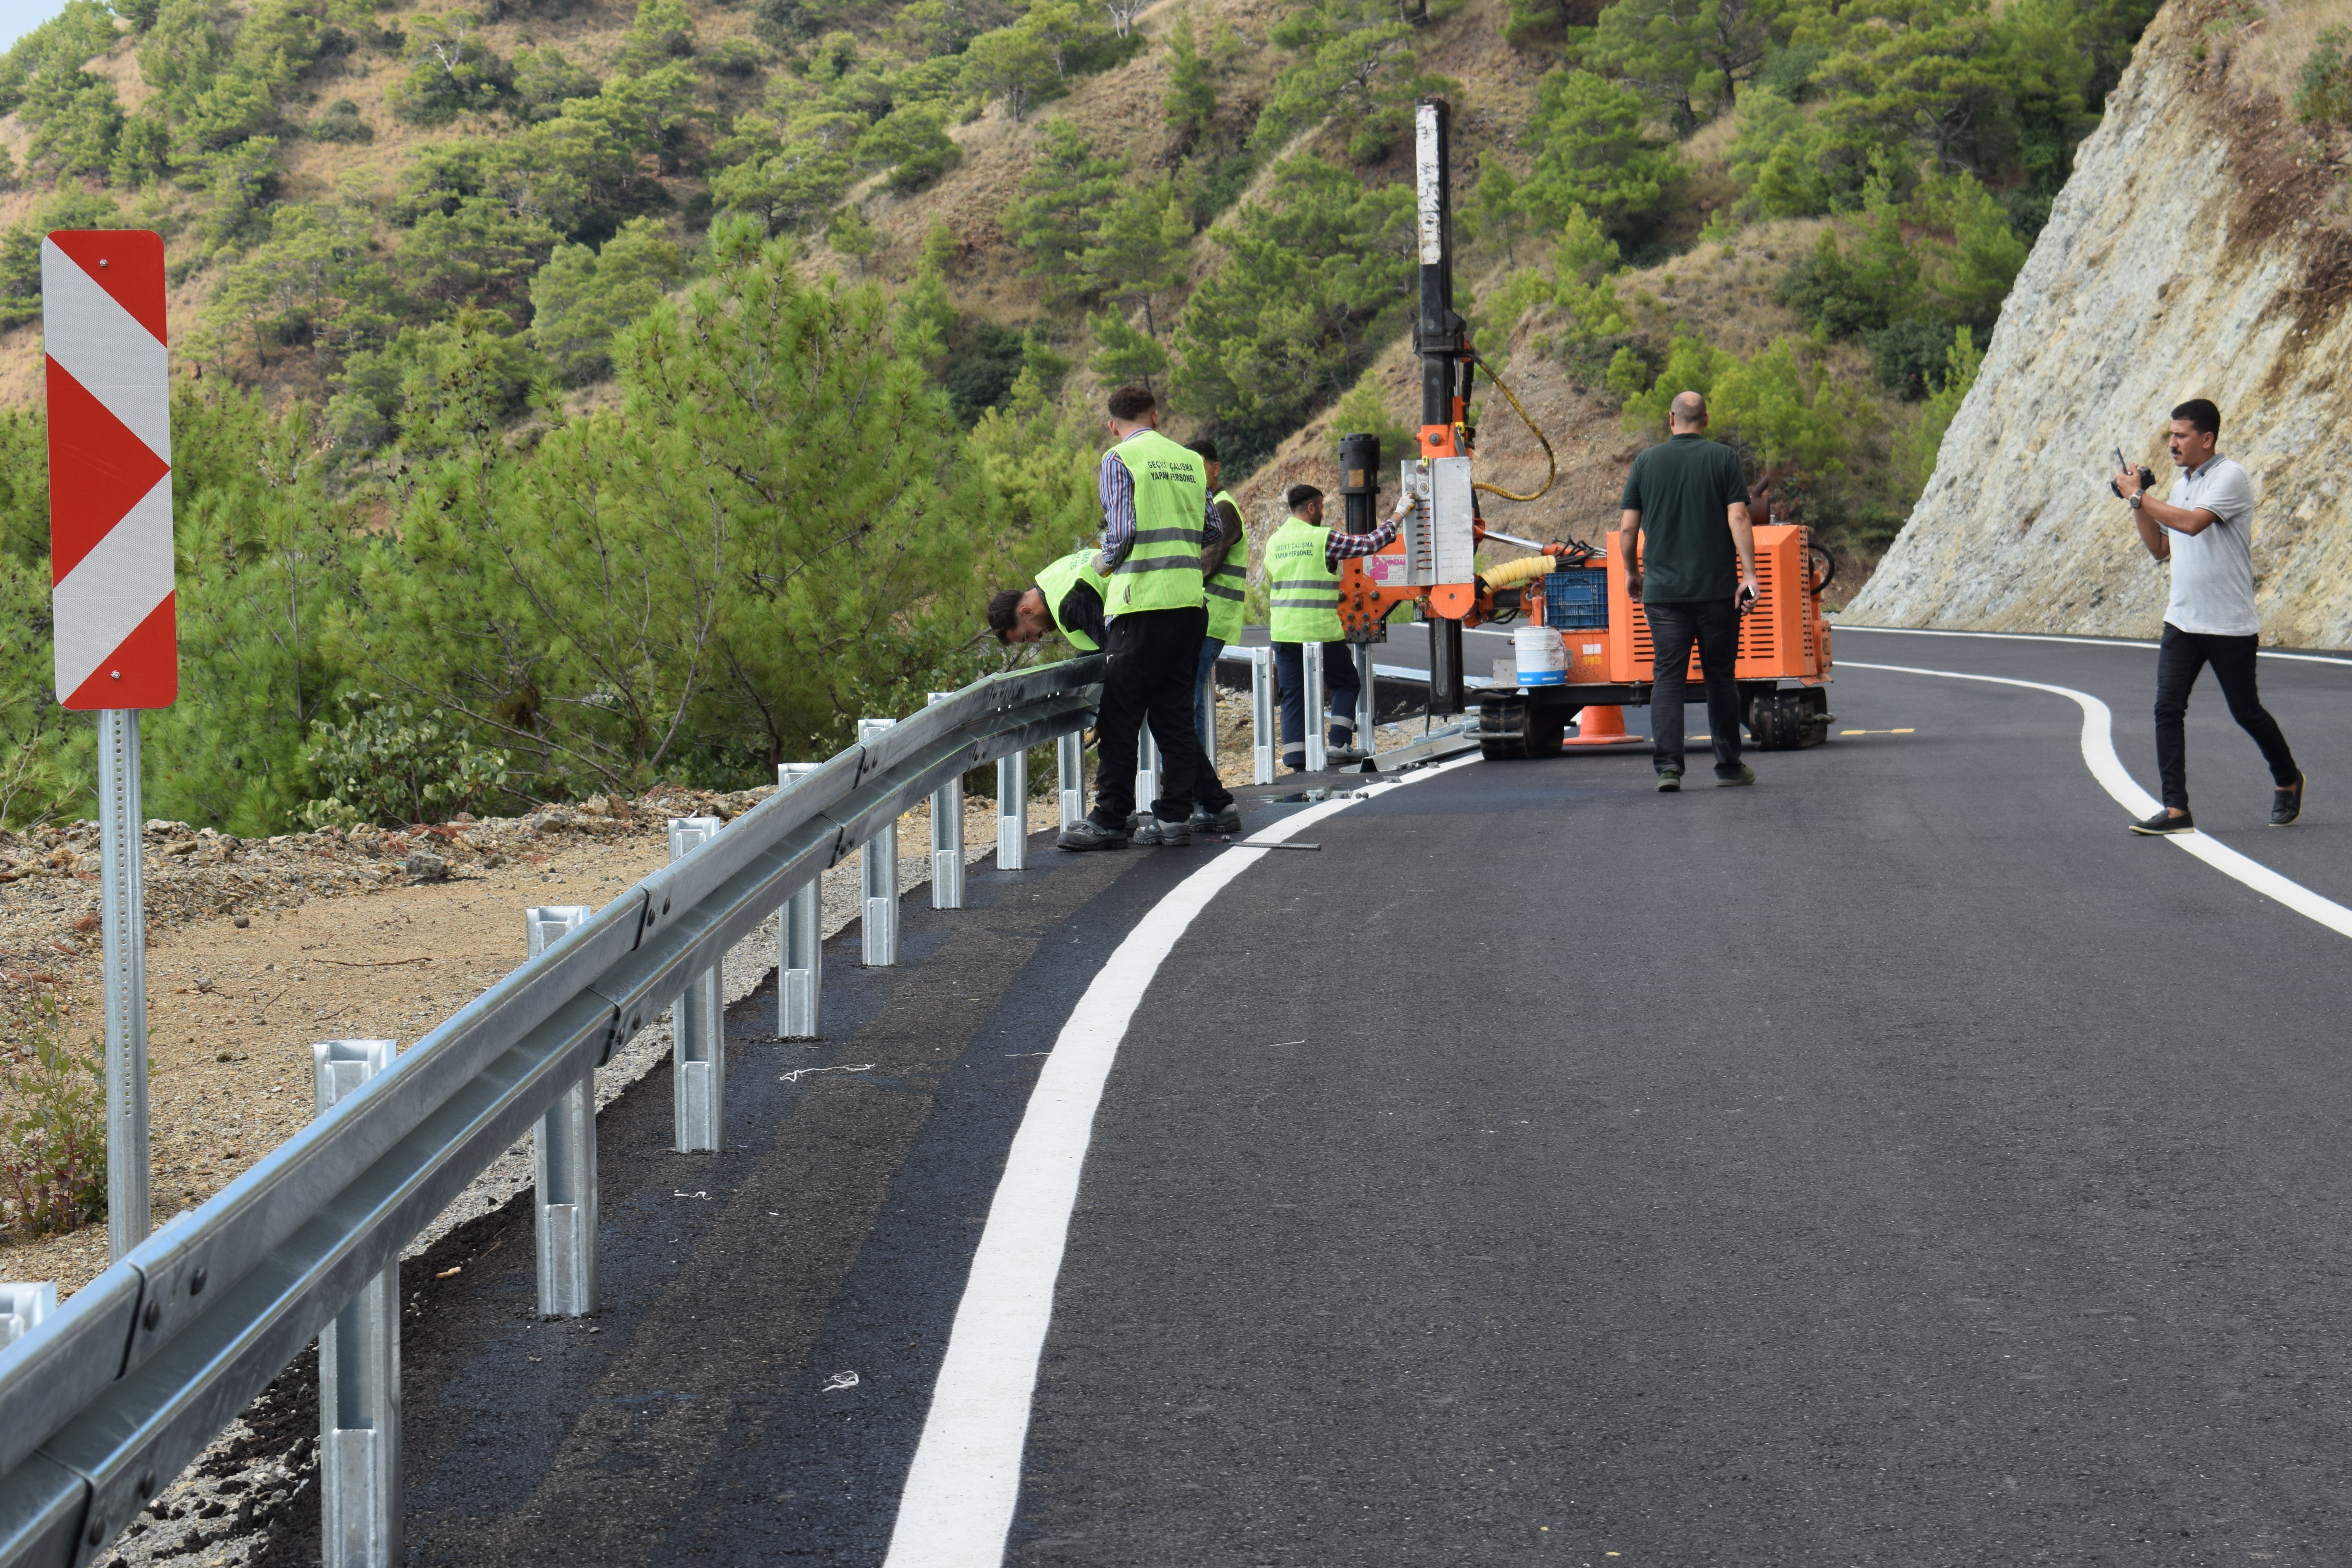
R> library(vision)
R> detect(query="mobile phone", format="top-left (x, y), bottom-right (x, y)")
top-left (1736, 583), bottom-right (1759, 614)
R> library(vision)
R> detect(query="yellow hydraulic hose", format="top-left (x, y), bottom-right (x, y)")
top-left (1469, 351), bottom-right (1557, 505)
top-left (1480, 555), bottom-right (1556, 588)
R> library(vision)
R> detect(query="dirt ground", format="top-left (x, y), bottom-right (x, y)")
top-left (1, 695), bottom-right (1272, 1298)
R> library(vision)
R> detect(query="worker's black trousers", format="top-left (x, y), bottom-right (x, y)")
top-left (1644, 598), bottom-right (1744, 779)
top-left (1093, 605), bottom-right (1236, 827)
top-left (2154, 622), bottom-right (2299, 810)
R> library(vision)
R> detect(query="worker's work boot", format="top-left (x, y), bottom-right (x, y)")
top-left (1133, 816), bottom-right (1192, 847)
top-left (1057, 817), bottom-right (1129, 852)
top-left (1188, 802), bottom-right (1243, 836)
top-left (1282, 750), bottom-right (1308, 774)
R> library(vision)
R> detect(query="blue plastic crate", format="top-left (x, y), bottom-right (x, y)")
top-left (1542, 568), bottom-right (1610, 630)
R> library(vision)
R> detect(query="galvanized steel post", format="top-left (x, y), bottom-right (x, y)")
top-left (996, 750), bottom-right (1027, 871)
top-left (1250, 647), bottom-right (1275, 784)
top-left (313, 1038), bottom-right (399, 1568)
top-left (666, 817), bottom-right (726, 1151)
top-left (0, 1280), bottom-right (54, 1348)
top-left (525, 906), bottom-right (596, 1316)
top-left (1134, 722), bottom-right (1159, 819)
top-left (926, 693), bottom-right (964, 910)
top-left (857, 718), bottom-right (898, 965)
top-left (775, 764), bottom-right (822, 1039)
top-left (98, 707), bottom-right (149, 1259)
top-left (1056, 731), bottom-right (1084, 831)
top-left (1354, 644), bottom-right (1377, 756)
top-left (1303, 644), bottom-right (1328, 773)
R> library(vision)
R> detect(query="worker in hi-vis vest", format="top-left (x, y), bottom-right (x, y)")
top-left (1056, 384), bottom-right (1242, 851)
top-left (1188, 438), bottom-right (1248, 753)
top-left (987, 548), bottom-right (1111, 652)
top-left (1266, 481), bottom-right (1408, 771)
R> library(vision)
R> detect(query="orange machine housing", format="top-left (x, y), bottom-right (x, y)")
top-left (1586, 524), bottom-right (1831, 685)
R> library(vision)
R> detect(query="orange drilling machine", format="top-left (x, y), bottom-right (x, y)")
top-left (1328, 97), bottom-right (1835, 764)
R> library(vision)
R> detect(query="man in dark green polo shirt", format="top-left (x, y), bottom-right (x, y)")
top-left (1619, 390), bottom-right (1760, 791)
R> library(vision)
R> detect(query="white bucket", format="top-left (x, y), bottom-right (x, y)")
top-left (1514, 624), bottom-right (1566, 687)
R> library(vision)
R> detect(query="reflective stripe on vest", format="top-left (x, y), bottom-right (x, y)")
top-left (1106, 430), bottom-right (1206, 614)
top-left (1205, 489), bottom-right (1246, 643)
top-left (1266, 516), bottom-right (1340, 643)
top-left (1034, 548), bottom-right (1109, 652)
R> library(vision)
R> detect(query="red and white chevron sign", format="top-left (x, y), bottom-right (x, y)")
top-left (44, 229), bottom-right (176, 710)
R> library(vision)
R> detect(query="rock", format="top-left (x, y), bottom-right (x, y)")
top-left (232, 915), bottom-right (249, 929)
top-left (1848, 7), bottom-right (2352, 647)
top-left (405, 850), bottom-right (450, 884)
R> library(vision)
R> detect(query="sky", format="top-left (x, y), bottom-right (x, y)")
top-left (1, 0), bottom-right (67, 53)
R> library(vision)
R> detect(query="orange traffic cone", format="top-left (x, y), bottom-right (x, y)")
top-left (1562, 703), bottom-right (1648, 748)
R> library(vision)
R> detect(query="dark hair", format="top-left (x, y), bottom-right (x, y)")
top-left (1186, 438), bottom-right (1218, 462)
top-left (2172, 398), bottom-right (2221, 437)
top-left (985, 588), bottom-right (1025, 643)
top-left (1106, 385), bottom-right (1156, 422)
top-left (1285, 483), bottom-right (1323, 510)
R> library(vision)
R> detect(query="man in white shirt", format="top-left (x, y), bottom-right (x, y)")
top-left (2114, 397), bottom-right (2303, 833)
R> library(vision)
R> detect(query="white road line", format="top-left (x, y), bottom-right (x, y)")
top-left (1835, 623), bottom-right (2352, 668)
top-left (882, 755), bottom-right (1483, 1568)
top-left (1844, 659), bottom-right (2352, 940)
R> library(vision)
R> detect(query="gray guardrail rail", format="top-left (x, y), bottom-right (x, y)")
top-left (0, 656), bottom-right (1103, 1568)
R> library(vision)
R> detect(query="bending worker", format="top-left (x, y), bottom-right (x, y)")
top-left (1191, 439), bottom-right (1248, 753)
top-left (1061, 385), bottom-right (1241, 849)
top-left (988, 548), bottom-right (1108, 652)
top-left (1266, 482), bottom-right (1406, 772)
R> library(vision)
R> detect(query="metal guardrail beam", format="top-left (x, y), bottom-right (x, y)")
top-left (0, 658), bottom-right (1103, 1568)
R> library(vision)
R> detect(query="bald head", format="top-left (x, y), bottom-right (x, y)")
top-left (1668, 392), bottom-right (1708, 431)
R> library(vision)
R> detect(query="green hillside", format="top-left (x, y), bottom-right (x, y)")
top-left (0, 0), bottom-right (2161, 831)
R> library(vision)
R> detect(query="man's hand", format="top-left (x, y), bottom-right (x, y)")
top-left (1736, 574), bottom-right (1760, 614)
top-left (2115, 463), bottom-right (2144, 499)
top-left (1625, 570), bottom-right (1644, 600)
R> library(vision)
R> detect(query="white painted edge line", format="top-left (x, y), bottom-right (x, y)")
top-left (1844, 659), bottom-right (2352, 940)
top-left (1834, 623), bottom-right (2352, 668)
top-left (882, 753), bottom-right (1484, 1568)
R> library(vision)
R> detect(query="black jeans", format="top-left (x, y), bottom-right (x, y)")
top-left (1644, 599), bottom-right (1744, 778)
top-left (2154, 622), bottom-right (2298, 810)
top-left (1272, 641), bottom-right (1363, 763)
top-left (1093, 605), bottom-right (1234, 826)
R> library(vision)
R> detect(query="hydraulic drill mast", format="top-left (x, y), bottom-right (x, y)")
top-left (1414, 97), bottom-right (1473, 716)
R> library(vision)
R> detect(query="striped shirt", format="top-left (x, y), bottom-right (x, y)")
top-left (1096, 440), bottom-right (1222, 573)
top-left (1324, 513), bottom-right (1401, 564)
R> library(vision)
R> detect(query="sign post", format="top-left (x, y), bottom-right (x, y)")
top-left (43, 229), bottom-right (176, 1261)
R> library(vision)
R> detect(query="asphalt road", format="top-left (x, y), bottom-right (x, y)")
top-left (370, 627), bottom-right (2352, 1566)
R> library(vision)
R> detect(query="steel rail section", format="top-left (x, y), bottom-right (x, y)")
top-left (0, 659), bottom-right (1104, 1568)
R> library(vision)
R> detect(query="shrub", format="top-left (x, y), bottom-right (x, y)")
top-left (1, 1011), bottom-right (106, 1239)
top-left (2298, 27), bottom-right (2352, 129)
top-left (310, 99), bottom-right (374, 142)
top-left (304, 693), bottom-right (512, 826)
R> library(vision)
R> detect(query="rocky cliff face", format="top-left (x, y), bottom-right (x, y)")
top-left (1845, 0), bottom-right (2352, 648)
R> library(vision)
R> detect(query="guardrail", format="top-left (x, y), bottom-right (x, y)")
top-left (0, 656), bottom-right (1103, 1568)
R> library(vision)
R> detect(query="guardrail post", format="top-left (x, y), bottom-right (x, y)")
top-left (525, 906), bottom-right (596, 1317)
top-left (1056, 731), bottom-right (1083, 831)
top-left (1250, 647), bottom-right (1274, 784)
top-left (0, 1280), bottom-right (54, 1348)
top-left (926, 693), bottom-right (964, 910)
top-left (1354, 644), bottom-right (1377, 755)
top-left (666, 817), bottom-right (726, 1152)
top-left (98, 706), bottom-right (150, 1260)
top-left (313, 1039), bottom-right (399, 1568)
top-left (775, 764), bottom-right (822, 1039)
top-left (857, 718), bottom-right (898, 966)
top-left (1135, 723), bottom-right (1159, 818)
top-left (1303, 644), bottom-right (1328, 773)
top-left (997, 750), bottom-right (1027, 871)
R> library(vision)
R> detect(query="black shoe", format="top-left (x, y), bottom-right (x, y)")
top-left (1133, 817), bottom-right (1192, 847)
top-left (1057, 818), bottom-right (1129, 851)
top-left (1655, 771), bottom-right (1682, 793)
top-left (1189, 802), bottom-right (1243, 835)
top-left (2271, 774), bottom-right (2305, 827)
top-left (2129, 808), bottom-right (2194, 835)
top-left (1715, 764), bottom-right (1756, 787)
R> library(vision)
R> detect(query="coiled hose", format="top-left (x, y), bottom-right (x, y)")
top-left (1468, 350), bottom-right (1557, 506)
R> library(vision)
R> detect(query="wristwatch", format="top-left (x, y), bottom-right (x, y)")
top-left (2127, 493), bottom-right (2145, 510)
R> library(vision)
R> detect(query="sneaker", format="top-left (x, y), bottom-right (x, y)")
top-left (1325, 743), bottom-right (1371, 766)
top-left (1715, 764), bottom-right (1756, 787)
top-left (1655, 771), bottom-right (1682, 793)
top-left (2129, 808), bottom-right (2194, 835)
top-left (1189, 802), bottom-right (1243, 835)
top-left (1056, 818), bottom-right (1129, 852)
top-left (2271, 774), bottom-right (2306, 827)
top-left (1133, 816), bottom-right (1192, 847)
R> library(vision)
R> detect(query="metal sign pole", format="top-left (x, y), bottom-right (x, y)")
top-left (98, 707), bottom-right (149, 1259)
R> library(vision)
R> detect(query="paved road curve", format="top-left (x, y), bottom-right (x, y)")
top-left (368, 628), bottom-right (2352, 1567)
